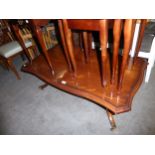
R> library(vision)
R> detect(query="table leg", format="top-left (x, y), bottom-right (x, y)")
top-left (39, 83), bottom-right (48, 90)
top-left (106, 109), bottom-right (116, 130)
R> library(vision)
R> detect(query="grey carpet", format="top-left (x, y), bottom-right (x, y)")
top-left (0, 54), bottom-right (155, 135)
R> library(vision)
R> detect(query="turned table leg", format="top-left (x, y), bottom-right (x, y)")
top-left (106, 109), bottom-right (116, 130)
top-left (39, 83), bottom-right (48, 90)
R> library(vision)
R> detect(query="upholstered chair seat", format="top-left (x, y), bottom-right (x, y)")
top-left (0, 40), bottom-right (32, 58)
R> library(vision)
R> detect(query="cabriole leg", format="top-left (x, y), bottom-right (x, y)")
top-left (39, 83), bottom-right (48, 90)
top-left (106, 109), bottom-right (116, 130)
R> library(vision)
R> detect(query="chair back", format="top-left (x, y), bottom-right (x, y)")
top-left (10, 21), bottom-right (34, 62)
top-left (0, 20), bottom-right (14, 46)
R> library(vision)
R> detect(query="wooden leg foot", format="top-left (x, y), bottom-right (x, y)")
top-left (106, 109), bottom-right (116, 130)
top-left (7, 60), bottom-right (21, 80)
top-left (39, 83), bottom-right (48, 90)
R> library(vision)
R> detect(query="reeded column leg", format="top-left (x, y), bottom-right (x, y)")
top-left (62, 20), bottom-right (77, 75)
top-left (58, 20), bottom-right (73, 72)
top-left (82, 31), bottom-right (89, 63)
top-left (87, 32), bottom-right (92, 55)
top-left (118, 19), bottom-right (136, 90)
top-left (100, 20), bottom-right (108, 87)
top-left (111, 19), bottom-right (122, 85)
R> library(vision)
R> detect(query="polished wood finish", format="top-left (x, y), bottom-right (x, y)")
top-left (29, 20), bottom-right (55, 75)
top-left (0, 20), bottom-right (15, 45)
top-left (7, 57), bottom-right (21, 79)
top-left (106, 109), bottom-right (116, 130)
top-left (118, 20), bottom-right (136, 90)
top-left (63, 19), bottom-right (138, 90)
top-left (29, 19), bottom-right (49, 27)
top-left (82, 31), bottom-right (89, 62)
top-left (99, 20), bottom-right (109, 87)
top-left (62, 20), bottom-right (77, 74)
top-left (22, 19), bottom-right (147, 128)
top-left (0, 21), bottom-right (37, 79)
top-left (111, 20), bottom-right (122, 85)
top-left (0, 52), bottom-right (22, 79)
top-left (87, 32), bottom-right (93, 55)
top-left (134, 19), bottom-right (147, 59)
top-left (58, 20), bottom-right (72, 72)
top-left (0, 53), bottom-right (21, 80)
top-left (0, 21), bottom-right (19, 78)
top-left (22, 45), bottom-right (146, 114)
top-left (67, 19), bottom-right (114, 31)
top-left (12, 24), bottom-right (32, 63)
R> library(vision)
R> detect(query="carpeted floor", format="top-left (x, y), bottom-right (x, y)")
top-left (0, 54), bottom-right (155, 135)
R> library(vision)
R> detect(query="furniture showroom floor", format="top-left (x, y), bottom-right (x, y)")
top-left (0, 55), bottom-right (155, 135)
